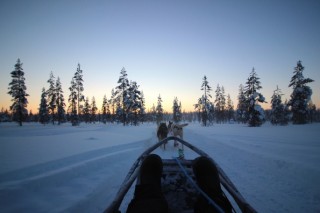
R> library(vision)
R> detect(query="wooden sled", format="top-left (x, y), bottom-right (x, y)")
top-left (105, 136), bottom-right (257, 213)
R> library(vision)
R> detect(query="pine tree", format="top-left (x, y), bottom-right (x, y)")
top-left (91, 96), bottom-right (98, 123)
top-left (38, 87), bottom-right (49, 124)
top-left (244, 68), bottom-right (266, 127)
top-left (8, 58), bottom-right (29, 126)
top-left (288, 61), bottom-right (314, 124)
top-left (47, 71), bottom-right (56, 124)
top-left (156, 94), bottom-right (164, 125)
top-left (173, 97), bottom-right (182, 123)
top-left (55, 77), bottom-right (66, 124)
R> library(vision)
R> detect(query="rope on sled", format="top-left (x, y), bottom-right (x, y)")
top-left (173, 157), bottom-right (224, 213)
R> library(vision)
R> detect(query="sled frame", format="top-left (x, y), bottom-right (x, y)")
top-left (104, 136), bottom-right (256, 213)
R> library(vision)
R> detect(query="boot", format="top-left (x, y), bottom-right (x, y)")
top-left (193, 156), bottom-right (232, 213)
top-left (139, 154), bottom-right (163, 187)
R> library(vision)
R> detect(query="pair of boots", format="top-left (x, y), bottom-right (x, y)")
top-left (126, 154), bottom-right (232, 213)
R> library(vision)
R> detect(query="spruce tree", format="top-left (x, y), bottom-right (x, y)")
top-left (110, 89), bottom-right (116, 122)
top-left (83, 97), bottom-right (91, 123)
top-left (236, 84), bottom-right (247, 123)
top-left (226, 94), bottom-right (234, 122)
top-left (68, 63), bottom-right (85, 125)
top-left (39, 87), bottom-right (49, 124)
top-left (139, 91), bottom-right (146, 123)
top-left (8, 58), bottom-right (29, 126)
top-left (288, 61), bottom-right (314, 124)
top-left (214, 84), bottom-right (226, 123)
top-left (127, 81), bottom-right (142, 125)
top-left (115, 67), bottom-right (129, 125)
top-left (56, 77), bottom-right (66, 124)
top-left (47, 71), bottom-right (56, 124)
top-left (91, 96), bottom-right (98, 123)
top-left (173, 97), bottom-right (182, 123)
top-left (156, 94), bottom-right (164, 125)
top-left (74, 63), bottom-right (85, 120)
top-left (270, 86), bottom-right (286, 125)
top-left (68, 78), bottom-right (78, 125)
top-left (101, 95), bottom-right (108, 124)
top-left (195, 75), bottom-right (213, 126)
top-left (244, 68), bottom-right (266, 127)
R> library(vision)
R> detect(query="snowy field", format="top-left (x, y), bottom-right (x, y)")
top-left (0, 122), bottom-right (319, 213)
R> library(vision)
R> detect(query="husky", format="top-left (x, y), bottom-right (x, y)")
top-left (157, 122), bottom-right (169, 149)
top-left (168, 121), bottom-right (188, 147)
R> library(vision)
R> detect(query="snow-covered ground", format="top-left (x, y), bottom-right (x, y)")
top-left (0, 122), bottom-right (319, 213)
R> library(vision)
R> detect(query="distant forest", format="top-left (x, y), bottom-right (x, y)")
top-left (3, 59), bottom-right (319, 126)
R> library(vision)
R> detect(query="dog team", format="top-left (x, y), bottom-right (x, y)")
top-left (157, 121), bottom-right (188, 149)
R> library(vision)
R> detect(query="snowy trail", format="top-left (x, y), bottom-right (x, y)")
top-left (0, 138), bottom-right (152, 213)
top-left (1, 123), bottom-right (319, 213)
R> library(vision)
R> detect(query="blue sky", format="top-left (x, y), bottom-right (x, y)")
top-left (1, 0), bottom-right (319, 113)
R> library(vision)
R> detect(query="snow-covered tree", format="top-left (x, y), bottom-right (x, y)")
top-left (68, 78), bottom-right (78, 125)
top-left (101, 95), bottom-right (109, 124)
top-left (38, 87), bottom-right (49, 124)
top-left (0, 108), bottom-right (11, 122)
top-left (109, 89), bottom-right (116, 122)
top-left (91, 96), bottom-right (98, 123)
top-left (156, 94), bottom-right (164, 125)
top-left (47, 71), bottom-right (56, 124)
top-left (127, 81), bottom-right (142, 125)
top-left (226, 94), bottom-right (234, 122)
top-left (83, 97), bottom-right (91, 123)
top-left (215, 84), bottom-right (226, 123)
top-left (307, 100), bottom-right (317, 123)
top-left (68, 64), bottom-right (85, 126)
top-left (8, 58), bottom-right (29, 126)
top-left (236, 84), bottom-right (247, 123)
top-left (172, 97), bottom-right (182, 123)
top-left (115, 67), bottom-right (130, 125)
top-left (244, 68), bottom-right (266, 127)
top-left (288, 61), bottom-right (314, 124)
top-left (55, 77), bottom-right (66, 124)
top-left (195, 75), bottom-right (213, 126)
top-left (74, 63), bottom-right (85, 119)
top-left (270, 86), bottom-right (288, 125)
top-left (139, 91), bottom-right (146, 123)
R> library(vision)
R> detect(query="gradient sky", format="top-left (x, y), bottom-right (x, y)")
top-left (1, 0), bottom-right (319, 113)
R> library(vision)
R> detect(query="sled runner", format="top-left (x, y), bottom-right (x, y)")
top-left (105, 136), bottom-right (256, 213)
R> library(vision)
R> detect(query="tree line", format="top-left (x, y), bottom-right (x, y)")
top-left (4, 59), bottom-right (319, 126)
top-left (193, 61), bottom-right (317, 126)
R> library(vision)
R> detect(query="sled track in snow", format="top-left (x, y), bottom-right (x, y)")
top-left (0, 141), bottom-right (144, 188)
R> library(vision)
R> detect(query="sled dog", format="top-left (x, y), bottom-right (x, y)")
top-left (168, 121), bottom-right (188, 147)
top-left (157, 122), bottom-right (169, 149)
